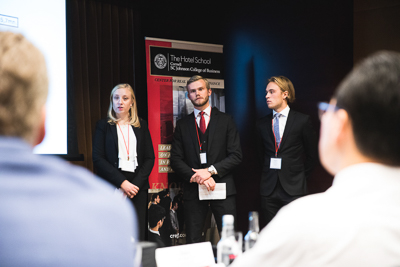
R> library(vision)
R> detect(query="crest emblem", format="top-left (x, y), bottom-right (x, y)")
top-left (154, 54), bottom-right (167, 69)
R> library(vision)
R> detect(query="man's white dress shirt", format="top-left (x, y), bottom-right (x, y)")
top-left (231, 163), bottom-right (400, 267)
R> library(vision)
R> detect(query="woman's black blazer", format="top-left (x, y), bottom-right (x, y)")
top-left (92, 118), bottom-right (155, 190)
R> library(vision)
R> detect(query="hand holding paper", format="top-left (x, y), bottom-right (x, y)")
top-left (203, 177), bottom-right (216, 191)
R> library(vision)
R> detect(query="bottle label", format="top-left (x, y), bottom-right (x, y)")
top-left (229, 254), bottom-right (237, 263)
top-left (221, 253), bottom-right (236, 265)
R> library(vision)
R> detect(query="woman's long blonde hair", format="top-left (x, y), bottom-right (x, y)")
top-left (107, 83), bottom-right (140, 127)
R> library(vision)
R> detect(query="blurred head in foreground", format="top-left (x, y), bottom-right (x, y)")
top-left (319, 51), bottom-right (400, 174)
top-left (0, 31), bottom-right (48, 145)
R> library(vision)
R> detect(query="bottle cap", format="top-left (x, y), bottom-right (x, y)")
top-left (222, 214), bottom-right (234, 225)
top-left (249, 211), bottom-right (259, 220)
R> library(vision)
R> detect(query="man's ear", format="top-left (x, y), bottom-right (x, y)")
top-left (330, 108), bottom-right (357, 157)
top-left (282, 90), bottom-right (289, 100)
top-left (34, 105), bottom-right (46, 146)
top-left (335, 109), bottom-right (351, 142)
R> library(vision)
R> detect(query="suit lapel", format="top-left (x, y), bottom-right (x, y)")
top-left (265, 113), bottom-right (275, 145)
top-left (186, 113), bottom-right (200, 155)
top-left (132, 125), bottom-right (141, 153)
top-left (280, 109), bottom-right (295, 149)
top-left (207, 107), bottom-right (219, 151)
top-left (110, 123), bottom-right (118, 148)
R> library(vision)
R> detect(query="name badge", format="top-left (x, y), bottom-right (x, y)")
top-left (200, 152), bottom-right (207, 164)
top-left (270, 158), bottom-right (282, 169)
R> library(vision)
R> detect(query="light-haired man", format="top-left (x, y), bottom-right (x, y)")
top-left (256, 76), bottom-right (318, 225)
top-left (0, 32), bottom-right (138, 266)
top-left (232, 51), bottom-right (400, 266)
top-left (170, 75), bottom-right (242, 243)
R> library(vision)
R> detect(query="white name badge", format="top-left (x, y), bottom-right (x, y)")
top-left (200, 152), bottom-right (207, 164)
top-left (270, 158), bottom-right (282, 169)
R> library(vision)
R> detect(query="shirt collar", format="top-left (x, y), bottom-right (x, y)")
top-left (333, 162), bottom-right (400, 186)
top-left (149, 229), bottom-right (160, 235)
top-left (273, 105), bottom-right (290, 117)
top-left (0, 136), bottom-right (33, 152)
top-left (194, 105), bottom-right (211, 118)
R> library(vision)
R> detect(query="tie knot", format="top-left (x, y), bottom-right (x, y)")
top-left (200, 111), bottom-right (205, 116)
top-left (275, 113), bottom-right (281, 119)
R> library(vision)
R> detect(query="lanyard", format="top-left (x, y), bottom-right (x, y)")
top-left (117, 123), bottom-right (129, 160)
top-left (195, 117), bottom-right (203, 152)
top-left (272, 119), bottom-right (282, 157)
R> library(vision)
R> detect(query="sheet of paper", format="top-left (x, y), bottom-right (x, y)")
top-left (156, 242), bottom-right (216, 267)
top-left (199, 183), bottom-right (226, 200)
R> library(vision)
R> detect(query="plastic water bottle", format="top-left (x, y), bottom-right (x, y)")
top-left (244, 211), bottom-right (259, 251)
top-left (217, 215), bottom-right (241, 266)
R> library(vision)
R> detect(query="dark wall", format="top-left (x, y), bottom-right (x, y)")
top-left (354, 0), bottom-right (400, 63)
top-left (69, 0), bottom-right (353, 234)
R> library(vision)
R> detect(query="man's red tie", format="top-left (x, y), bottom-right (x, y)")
top-left (200, 111), bottom-right (206, 134)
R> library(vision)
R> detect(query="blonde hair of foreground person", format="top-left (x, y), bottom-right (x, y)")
top-left (0, 31), bottom-right (48, 145)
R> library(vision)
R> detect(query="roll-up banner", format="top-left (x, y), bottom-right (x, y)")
top-left (145, 37), bottom-right (224, 246)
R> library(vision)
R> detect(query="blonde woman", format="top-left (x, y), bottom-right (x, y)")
top-left (93, 83), bottom-right (155, 241)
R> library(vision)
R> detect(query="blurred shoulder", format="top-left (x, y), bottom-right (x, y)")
top-left (95, 118), bottom-right (112, 128)
top-left (288, 109), bottom-right (310, 120)
top-left (138, 117), bottom-right (147, 127)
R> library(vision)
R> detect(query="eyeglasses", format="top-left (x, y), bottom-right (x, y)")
top-left (318, 102), bottom-right (340, 120)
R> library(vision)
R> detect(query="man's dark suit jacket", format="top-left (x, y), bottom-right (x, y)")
top-left (148, 231), bottom-right (165, 248)
top-left (92, 118), bottom-right (155, 190)
top-left (170, 107), bottom-right (242, 200)
top-left (256, 109), bottom-right (318, 196)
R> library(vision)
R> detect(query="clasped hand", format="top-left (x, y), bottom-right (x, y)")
top-left (190, 168), bottom-right (216, 191)
top-left (121, 180), bottom-right (139, 198)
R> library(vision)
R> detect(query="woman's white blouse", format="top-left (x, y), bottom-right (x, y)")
top-left (116, 124), bottom-right (138, 172)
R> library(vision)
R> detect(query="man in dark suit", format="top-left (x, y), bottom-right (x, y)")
top-left (256, 76), bottom-right (318, 225)
top-left (170, 75), bottom-right (242, 243)
top-left (148, 204), bottom-right (166, 248)
top-left (170, 200), bottom-right (179, 245)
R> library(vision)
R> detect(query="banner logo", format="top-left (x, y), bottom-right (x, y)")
top-left (154, 54), bottom-right (167, 69)
top-left (150, 46), bottom-right (224, 79)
